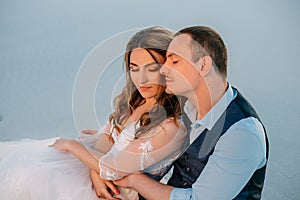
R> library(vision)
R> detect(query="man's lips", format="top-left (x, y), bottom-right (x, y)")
top-left (165, 77), bottom-right (173, 84)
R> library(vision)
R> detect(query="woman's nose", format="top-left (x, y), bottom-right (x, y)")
top-left (138, 71), bottom-right (148, 84)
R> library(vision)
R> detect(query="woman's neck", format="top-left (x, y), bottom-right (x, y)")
top-left (127, 97), bottom-right (157, 126)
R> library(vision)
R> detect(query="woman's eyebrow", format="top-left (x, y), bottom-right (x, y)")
top-left (129, 62), bottom-right (157, 67)
top-left (129, 62), bottom-right (138, 66)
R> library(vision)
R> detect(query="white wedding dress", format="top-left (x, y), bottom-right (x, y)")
top-left (0, 119), bottom-right (188, 200)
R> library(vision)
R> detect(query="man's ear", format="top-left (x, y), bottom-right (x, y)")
top-left (197, 56), bottom-right (213, 77)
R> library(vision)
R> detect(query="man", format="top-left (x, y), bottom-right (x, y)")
top-left (115, 26), bottom-right (269, 199)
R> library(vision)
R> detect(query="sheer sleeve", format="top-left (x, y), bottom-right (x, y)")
top-left (99, 118), bottom-right (188, 180)
top-left (94, 122), bottom-right (114, 154)
top-left (79, 122), bottom-right (114, 155)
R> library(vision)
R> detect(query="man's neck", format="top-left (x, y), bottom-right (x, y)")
top-left (188, 78), bottom-right (228, 120)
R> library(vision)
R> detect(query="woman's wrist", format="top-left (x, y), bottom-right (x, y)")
top-left (67, 139), bottom-right (79, 152)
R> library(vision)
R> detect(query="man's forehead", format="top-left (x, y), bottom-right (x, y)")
top-left (167, 34), bottom-right (192, 59)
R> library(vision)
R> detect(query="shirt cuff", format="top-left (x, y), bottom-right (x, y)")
top-left (170, 188), bottom-right (192, 200)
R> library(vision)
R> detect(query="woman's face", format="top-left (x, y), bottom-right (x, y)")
top-left (129, 48), bottom-right (163, 100)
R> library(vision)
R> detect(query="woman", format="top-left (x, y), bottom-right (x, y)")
top-left (0, 26), bottom-right (188, 200)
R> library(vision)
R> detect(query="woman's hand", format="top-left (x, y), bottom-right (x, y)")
top-left (81, 129), bottom-right (98, 135)
top-left (90, 170), bottom-right (121, 200)
top-left (49, 138), bottom-right (75, 152)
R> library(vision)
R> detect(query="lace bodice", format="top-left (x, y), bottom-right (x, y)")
top-left (97, 119), bottom-right (188, 180)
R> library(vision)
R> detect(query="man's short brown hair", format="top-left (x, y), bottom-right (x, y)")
top-left (175, 26), bottom-right (228, 78)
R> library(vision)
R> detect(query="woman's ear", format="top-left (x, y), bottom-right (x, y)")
top-left (197, 55), bottom-right (213, 77)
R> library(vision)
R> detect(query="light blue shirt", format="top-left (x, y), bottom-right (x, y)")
top-left (170, 85), bottom-right (267, 199)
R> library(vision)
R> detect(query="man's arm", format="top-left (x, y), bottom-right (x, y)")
top-left (114, 173), bottom-right (174, 200)
top-left (116, 118), bottom-right (266, 200)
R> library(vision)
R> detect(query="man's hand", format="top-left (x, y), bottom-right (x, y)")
top-left (113, 173), bottom-right (136, 188)
top-left (90, 170), bottom-right (121, 200)
top-left (114, 173), bottom-right (173, 200)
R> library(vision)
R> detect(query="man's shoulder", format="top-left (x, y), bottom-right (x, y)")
top-left (225, 117), bottom-right (266, 150)
top-left (217, 117), bottom-right (267, 163)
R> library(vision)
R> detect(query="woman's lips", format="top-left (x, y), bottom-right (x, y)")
top-left (139, 86), bottom-right (152, 91)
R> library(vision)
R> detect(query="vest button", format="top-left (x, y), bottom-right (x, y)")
top-left (184, 154), bottom-right (188, 160)
top-left (183, 181), bottom-right (188, 186)
top-left (186, 167), bottom-right (190, 172)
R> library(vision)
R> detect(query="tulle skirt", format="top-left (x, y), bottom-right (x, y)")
top-left (0, 137), bottom-right (101, 200)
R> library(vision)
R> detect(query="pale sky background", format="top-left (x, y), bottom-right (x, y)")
top-left (0, 0), bottom-right (299, 199)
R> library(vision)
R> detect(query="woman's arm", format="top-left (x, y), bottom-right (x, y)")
top-left (94, 132), bottom-right (114, 153)
top-left (50, 138), bottom-right (103, 172)
top-left (81, 123), bottom-right (114, 153)
top-left (50, 121), bottom-right (114, 171)
top-left (50, 119), bottom-right (187, 181)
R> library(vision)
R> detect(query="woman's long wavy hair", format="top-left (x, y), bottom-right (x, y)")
top-left (109, 26), bottom-right (182, 139)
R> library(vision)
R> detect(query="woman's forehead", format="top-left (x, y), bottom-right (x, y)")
top-left (130, 48), bottom-right (163, 65)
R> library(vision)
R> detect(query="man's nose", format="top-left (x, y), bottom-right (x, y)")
top-left (160, 63), bottom-right (169, 75)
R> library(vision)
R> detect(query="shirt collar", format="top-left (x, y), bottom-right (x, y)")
top-left (184, 83), bottom-right (237, 130)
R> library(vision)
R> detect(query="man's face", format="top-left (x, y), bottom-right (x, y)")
top-left (161, 34), bottom-right (202, 96)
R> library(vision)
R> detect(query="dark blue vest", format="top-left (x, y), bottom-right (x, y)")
top-left (167, 88), bottom-right (269, 199)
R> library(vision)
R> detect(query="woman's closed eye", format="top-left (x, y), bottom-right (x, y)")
top-left (147, 63), bottom-right (161, 72)
top-left (130, 63), bottom-right (161, 72)
top-left (130, 65), bottom-right (139, 72)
